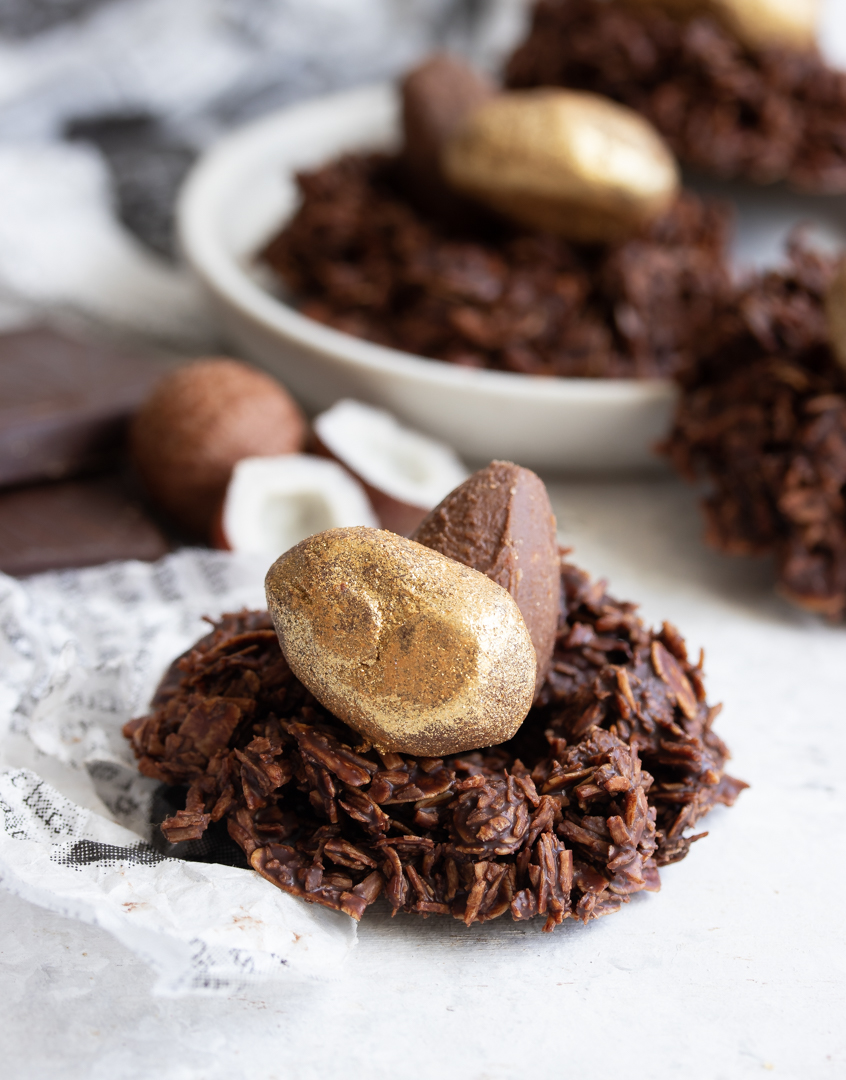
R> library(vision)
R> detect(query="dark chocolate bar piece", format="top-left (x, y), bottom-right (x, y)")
top-left (0, 327), bottom-right (179, 488)
top-left (0, 473), bottom-right (170, 577)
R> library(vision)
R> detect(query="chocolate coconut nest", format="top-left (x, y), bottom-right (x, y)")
top-left (261, 154), bottom-right (729, 379)
top-left (664, 242), bottom-right (846, 618)
top-left (124, 556), bottom-right (745, 931)
top-left (506, 0), bottom-right (846, 192)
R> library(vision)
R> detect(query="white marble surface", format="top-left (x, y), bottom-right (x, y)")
top-left (1, 475), bottom-right (843, 1079)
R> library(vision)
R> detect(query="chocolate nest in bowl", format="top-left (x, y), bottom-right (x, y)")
top-left (260, 153), bottom-right (729, 379)
top-left (124, 556), bottom-right (745, 932)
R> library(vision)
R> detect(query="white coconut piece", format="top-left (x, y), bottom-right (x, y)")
top-left (219, 454), bottom-right (379, 557)
top-left (313, 400), bottom-right (468, 534)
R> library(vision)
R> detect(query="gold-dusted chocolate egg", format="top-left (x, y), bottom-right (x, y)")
top-left (265, 527), bottom-right (536, 756)
top-left (441, 89), bottom-right (679, 243)
top-left (825, 257), bottom-right (846, 369)
top-left (623, 0), bottom-right (818, 54)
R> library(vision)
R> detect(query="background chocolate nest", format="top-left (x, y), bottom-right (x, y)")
top-left (506, 0), bottom-right (846, 192)
top-left (124, 555), bottom-right (745, 932)
top-left (663, 243), bottom-right (846, 618)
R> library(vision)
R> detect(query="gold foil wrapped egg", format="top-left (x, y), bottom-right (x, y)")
top-left (441, 89), bottom-right (680, 243)
top-left (264, 527), bottom-right (536, 756)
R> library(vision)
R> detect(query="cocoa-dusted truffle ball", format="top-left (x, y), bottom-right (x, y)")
top-left (131, 358), bottom-right (306, 538)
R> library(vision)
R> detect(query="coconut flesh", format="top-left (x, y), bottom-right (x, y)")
top-left (313, 399), bottom-right (467, 534)
top-left (219, 454), bottom-right (378, 557)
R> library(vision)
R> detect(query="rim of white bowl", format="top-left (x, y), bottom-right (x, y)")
top-left (177, 84), bottom-right (676, 408)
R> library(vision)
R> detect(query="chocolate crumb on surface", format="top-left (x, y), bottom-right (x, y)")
top-left (505, 0), bottom-right (846, 193)
top-left (124, 557), bottom-right (745, 930)
top-left (260, 153), bottom-right (729, 379)
top-left (663, 242), bottom-right (846, 618)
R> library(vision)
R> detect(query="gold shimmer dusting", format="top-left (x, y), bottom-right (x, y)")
top-left (441, 90), bottom-right (679, 244)
top-left (265, 527), bottom-right (536, 756)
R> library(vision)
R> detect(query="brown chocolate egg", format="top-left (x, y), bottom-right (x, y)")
top-left (265, 527), bottom-right (536, 756)
top-left (412, 461), bottom-right (560, 696)
top-left (400, 52), bottom-right (496, 224)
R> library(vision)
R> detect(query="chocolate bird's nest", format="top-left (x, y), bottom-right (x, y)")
top-left (506, 0), bottom-right (846, 193)
top-left (125, 556), bottom-right (745, 931)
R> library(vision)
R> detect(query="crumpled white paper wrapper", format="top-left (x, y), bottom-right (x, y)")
top-left (0, 549), bottom-right (357, 995)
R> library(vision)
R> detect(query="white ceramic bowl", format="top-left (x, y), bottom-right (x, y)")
top-left (177, 84), bottom-right (676, 471)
